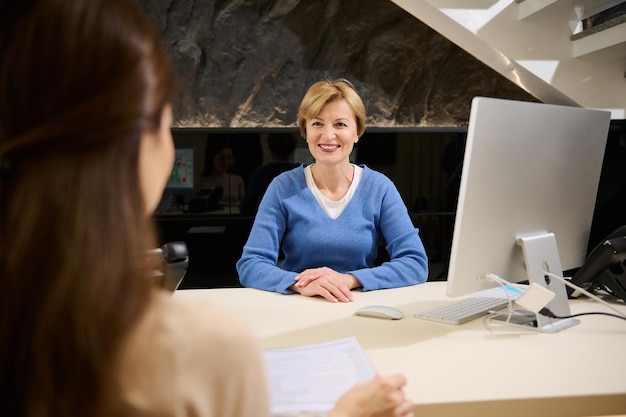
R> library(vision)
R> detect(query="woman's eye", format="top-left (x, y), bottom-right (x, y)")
top-left (311, 121), bottom-right (322, 127)
top-left (336, 122), bottom-right (347, 127)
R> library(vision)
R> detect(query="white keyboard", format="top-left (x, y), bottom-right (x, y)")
top-left (413, 297), bottom-right (510, 325)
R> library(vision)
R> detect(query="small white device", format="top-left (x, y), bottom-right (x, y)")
top-left (355, 305), bottom-right (404, 320)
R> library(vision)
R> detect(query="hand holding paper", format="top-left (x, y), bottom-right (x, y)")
top-left (263, 337), bottom-right (413, 417)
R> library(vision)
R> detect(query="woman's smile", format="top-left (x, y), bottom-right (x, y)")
top-left (319, 143), bottom-right (341, 152)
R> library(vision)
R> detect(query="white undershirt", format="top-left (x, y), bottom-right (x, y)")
top-left (304, 164), bottom-right (364, 219)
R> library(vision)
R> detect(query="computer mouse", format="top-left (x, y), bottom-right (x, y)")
top-left (355, 305), bottom-right (404, 320)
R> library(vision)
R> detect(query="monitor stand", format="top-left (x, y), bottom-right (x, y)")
top-left (492, 232), bottom-right (580, 333)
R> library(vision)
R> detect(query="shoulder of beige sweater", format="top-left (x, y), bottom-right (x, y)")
top-left (153, 290), bottom-right (258, 345)
top-left (156, 289), bottom-right (243, 321)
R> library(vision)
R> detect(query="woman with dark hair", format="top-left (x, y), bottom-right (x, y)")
top-left (196, 135), bottom-right (245, 206)
top-left (240, 132), bottom-right (300, 215)
top-left (0, 1), bottom-right (413, 417)
top-left (0, 0), bottom-right (179, 414)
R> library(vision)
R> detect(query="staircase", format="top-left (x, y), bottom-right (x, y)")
top-left (390, 0), bottom-right (626, 119)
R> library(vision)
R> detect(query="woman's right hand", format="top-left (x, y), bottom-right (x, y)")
top-left (328, 374), bottom-right (414, 417)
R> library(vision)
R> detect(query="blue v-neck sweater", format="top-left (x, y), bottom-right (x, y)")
top-left (236, 165), bottom-right (428, 294)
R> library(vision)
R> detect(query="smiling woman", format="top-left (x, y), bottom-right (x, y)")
top-left (237, 79), bottom-right (429, 302)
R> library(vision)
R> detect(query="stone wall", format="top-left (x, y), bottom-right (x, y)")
top-left (140, 0), bottom-right (537, 128)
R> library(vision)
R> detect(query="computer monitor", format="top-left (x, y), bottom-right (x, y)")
top-left (446, 97), bottom-right (611, 331)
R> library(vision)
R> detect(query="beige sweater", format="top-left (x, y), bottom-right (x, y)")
top-left (118, 290), bottom-right (272, 417)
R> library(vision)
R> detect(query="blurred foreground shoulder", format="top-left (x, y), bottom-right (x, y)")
top-left (119, 291), bottom-right (271, 417)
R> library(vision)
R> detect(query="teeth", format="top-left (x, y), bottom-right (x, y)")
top-left (320, 144), bottom-right (339, 150)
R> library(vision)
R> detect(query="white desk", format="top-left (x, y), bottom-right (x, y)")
top-left (174, 282), bottom-right (626, 417)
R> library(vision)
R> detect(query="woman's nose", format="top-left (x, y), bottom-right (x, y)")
top-left (323, 125), bottom-right (336, 139)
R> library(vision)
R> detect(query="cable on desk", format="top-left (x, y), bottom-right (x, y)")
top-left (542, 271), bottom-right (626, 319)
top-left (538, 308), bottom-right (626, 322)
top-left (481, 273), bottom-right (532, 332)
top-left (480, 271), bottom-right (626, 330)
top-left (484, 273), bottom-right (517, 324)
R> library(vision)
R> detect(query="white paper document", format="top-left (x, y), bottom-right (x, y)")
top-left (262, 336), bottom-right (376, 414)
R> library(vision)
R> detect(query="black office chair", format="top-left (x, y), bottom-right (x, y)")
top-left (150, 241), bottom-right (189, 291)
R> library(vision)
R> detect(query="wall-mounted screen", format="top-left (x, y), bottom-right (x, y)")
top-left (167, 148), bottom-right (194, 189)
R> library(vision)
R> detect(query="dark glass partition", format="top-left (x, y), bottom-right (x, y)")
top-left (155, 121), bottom-right (625, 289)
top-left (155, 127), bottom-right (466, 288)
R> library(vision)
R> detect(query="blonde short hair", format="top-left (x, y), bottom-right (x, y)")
top-left (297, 79), bottom-right (366, 139)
